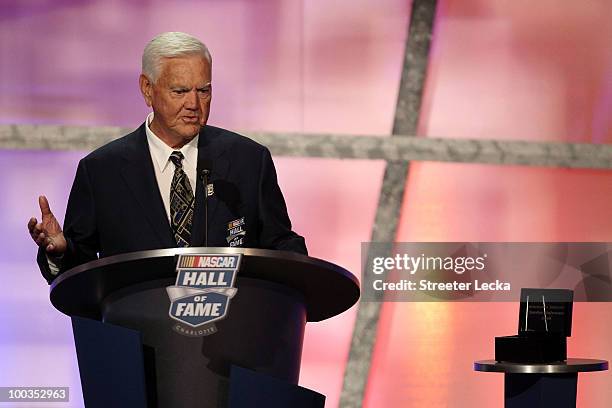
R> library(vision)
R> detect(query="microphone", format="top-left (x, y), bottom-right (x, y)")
top-left (200, 164), bottom-right (212, 247)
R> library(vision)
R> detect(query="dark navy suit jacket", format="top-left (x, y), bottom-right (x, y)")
top-left (37, 123), bottom-right (307, 283)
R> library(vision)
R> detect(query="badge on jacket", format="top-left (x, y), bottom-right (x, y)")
top-left (227, 217), bottom-right (246, 247)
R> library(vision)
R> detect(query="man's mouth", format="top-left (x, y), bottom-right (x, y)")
top-left (182, 116), bottom-right (199, 124)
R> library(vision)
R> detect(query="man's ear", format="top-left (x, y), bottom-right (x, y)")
top-left (139, 74), bottom-right (153, 107)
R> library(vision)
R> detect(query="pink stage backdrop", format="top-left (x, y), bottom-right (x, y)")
top-left (367, 1), bottom-right (612, 407)
top-left (1, 1), bottom-right (611, 407)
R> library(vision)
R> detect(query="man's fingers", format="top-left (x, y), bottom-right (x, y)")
top-left (31, 198), bottom-right (65, 253)
top-left (30, 223), bottom-right (43, 241)
top-left (39, 195), bottom-right (52, 217)
top-left (35, 232), bottom-right (47, 246)
top-left (27, 217), bottom-right (37, 232)
top-left (32, 223), bottom-right (43, 235)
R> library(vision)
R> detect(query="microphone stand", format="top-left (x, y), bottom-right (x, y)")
top-left (201, 169), bottom-right (210, 247)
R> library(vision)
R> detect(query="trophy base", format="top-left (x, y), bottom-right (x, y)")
top-left (495, 335), bottom-right (567, 363)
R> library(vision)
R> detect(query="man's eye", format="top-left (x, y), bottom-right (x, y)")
top-left (173, 90), bottom-right (187, 95)
top-left (198, 88), bottom-right (210, 95)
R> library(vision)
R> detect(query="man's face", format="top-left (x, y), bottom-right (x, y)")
top-left (140, 55), bottom-right (212, 147)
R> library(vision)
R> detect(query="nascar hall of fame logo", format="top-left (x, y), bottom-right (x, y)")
top-left (166, 254), bottom-right (242, 337)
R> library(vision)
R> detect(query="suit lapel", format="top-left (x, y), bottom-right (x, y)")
top-left (191, 126), bottom-right (231, 247)
top-left (120, 125), bottom-right (175, 248)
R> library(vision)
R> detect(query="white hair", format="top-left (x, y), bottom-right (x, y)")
top-left (142, 32), bottom-right (212, 82)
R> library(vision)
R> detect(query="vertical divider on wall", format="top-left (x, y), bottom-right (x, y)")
top-left (338, 1), bottom-right (438, 406)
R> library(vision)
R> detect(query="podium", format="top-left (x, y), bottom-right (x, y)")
top-left (474, 359), bottom-right (608, 408)
top-left (49, 247), bottom-right (360, 408)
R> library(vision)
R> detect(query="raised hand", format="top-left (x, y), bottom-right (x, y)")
top-left (27, 195), bottom-right (67, 255)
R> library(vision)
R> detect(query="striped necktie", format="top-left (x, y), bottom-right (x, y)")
top-left (169, 151), bottom-right (194, 247)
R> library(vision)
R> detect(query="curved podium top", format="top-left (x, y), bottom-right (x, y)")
top-left (474, 358), bottom-right (609, 374)
top-left (50, 247), bottom-right (360, 322)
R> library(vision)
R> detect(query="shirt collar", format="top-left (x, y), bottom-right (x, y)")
top-left (145, 112), bottom-right (199, 173)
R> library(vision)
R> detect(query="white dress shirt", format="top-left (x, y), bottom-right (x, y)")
top-left (145, 112), bottom-right (199, 222)
top-left (48, 113), bottom-right (199, 275)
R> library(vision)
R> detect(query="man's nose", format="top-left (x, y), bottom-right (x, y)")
top-left (184, 90), bottom-right (198, 109)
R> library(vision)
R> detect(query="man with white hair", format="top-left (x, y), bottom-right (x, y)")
top-left (28, 32), bottom-right (307, 282)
